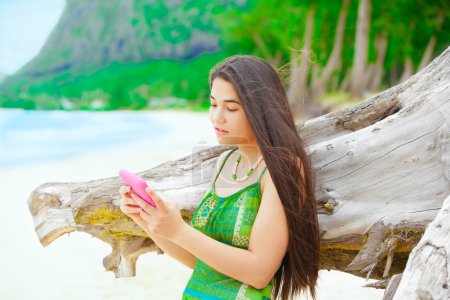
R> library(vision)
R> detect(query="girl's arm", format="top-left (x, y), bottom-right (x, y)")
top-left (173, 168), bottom-right (290, 290)
top-left (129, 212), bottom-right (197, 269)
top-left (119, 190), bottom-right (197, 269)
top-left (129, 150), bottom-right (231, 270)
top-left (150, 231), bottom-right (196, 270)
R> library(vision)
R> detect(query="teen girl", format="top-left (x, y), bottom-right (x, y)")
top-left (119, 55), bottom-right (320, 300)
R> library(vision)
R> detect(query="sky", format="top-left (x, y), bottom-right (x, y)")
top-left (0, 0), bottom-right (65, 75)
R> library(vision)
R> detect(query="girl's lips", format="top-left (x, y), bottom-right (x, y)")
top-left (215, 127), bottom-right (229, 135)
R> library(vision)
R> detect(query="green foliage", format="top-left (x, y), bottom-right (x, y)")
top-left (1, 0), bottom-right (448, 110)
top-left (0, 52), bottom-right (227, 110)
top-left (218, 0), bottom-right (449, 90)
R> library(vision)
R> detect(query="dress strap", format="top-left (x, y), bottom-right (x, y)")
top-left (257, 165), bottom-right (267, 183)
top-left (212, 148), bottom-right (237, 186)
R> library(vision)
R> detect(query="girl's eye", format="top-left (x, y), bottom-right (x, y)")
top-left (210, 104), bottom-right (237, 112)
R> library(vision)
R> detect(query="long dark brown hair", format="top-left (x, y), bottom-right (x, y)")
top-left (209, 55), bottom-right (320, 300)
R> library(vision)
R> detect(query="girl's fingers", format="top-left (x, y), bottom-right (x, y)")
top-left (119, 186), bottom-right (153, 234)
top-left (119, 186), bottom-right (141, 207)
top-left (119, 185), bottom-right (131, 196)
top-left (120, 197), bottom-right (140, 207)
top-left (120, 204), bottom-right (142, 215)
top-left (121, 196), bottom-right (139, 206)
top-left (138, 209), bottom-right (153, 228)
top-left (145, 188), bottom-right (167, 211)
top-left (123, 211), bottom-right (151, 234)
top-left (131, 193), bottom-right (156, 215)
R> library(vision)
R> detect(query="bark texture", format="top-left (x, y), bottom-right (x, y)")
top-left (389, 193), bottom-right (450, 299)
top-left (28, 46), bottom-right (450, 296)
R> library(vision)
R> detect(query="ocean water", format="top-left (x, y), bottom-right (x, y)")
top-left (0, 109), bottom-right (170, 169)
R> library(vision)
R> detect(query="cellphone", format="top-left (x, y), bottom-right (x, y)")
top-left (119, 169), bottom-right (156, 207)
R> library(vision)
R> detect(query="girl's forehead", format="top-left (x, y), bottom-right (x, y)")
top-left (211, 79), bottom-right (239, 100)
top-left (211, 77), bottom-right (233, 89)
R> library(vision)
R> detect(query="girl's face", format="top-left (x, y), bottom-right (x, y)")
top-left (209, 77), bottom-right (256, 146)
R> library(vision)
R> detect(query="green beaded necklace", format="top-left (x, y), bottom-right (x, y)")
top-left (232, 152), bottom-right (264, 182)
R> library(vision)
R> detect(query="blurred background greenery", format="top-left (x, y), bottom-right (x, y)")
top-left (0, 0), bottom-right (449, 118)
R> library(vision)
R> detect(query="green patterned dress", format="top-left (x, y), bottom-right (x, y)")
top-left (182, 148), bottom-right (274, 300)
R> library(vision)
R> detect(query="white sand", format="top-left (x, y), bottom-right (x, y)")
top-left (0, 110), bottom-right (384, 299)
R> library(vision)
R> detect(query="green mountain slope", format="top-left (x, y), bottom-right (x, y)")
top-left (1, 0), bottom-right (253, 110)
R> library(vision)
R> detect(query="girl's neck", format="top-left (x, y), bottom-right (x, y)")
top-left (236, 145), bottom-right (263, 165)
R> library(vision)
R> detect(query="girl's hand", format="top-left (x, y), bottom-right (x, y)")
top-left (118, 186), bottom-right (151, 233)
top-left (130, 187), bottom-right (186, 242)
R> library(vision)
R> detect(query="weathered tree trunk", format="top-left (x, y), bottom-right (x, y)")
top-left (387, 193), bottom-right (450, 299)
top-left (252, 32), bottom-right (282, 67)
top-left (350, 0), bottom-right (371, 98)
top-left (28, 46), bottom-right (450, 297)
top-left (399, 56), bottom-right (414, 84)
top-left (311, 0), bottom-right (350, 101)
top-left (399, 20), bottom-right (417, 84)
top-left (417, 11), bottom-right (445, 72)
top-left (286, 3), bottom-right (320, 122)
top-left (368, 31), bottom-right (388, 92)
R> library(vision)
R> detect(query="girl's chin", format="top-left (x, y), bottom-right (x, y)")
top-left (217, 136), bottom-right (251, 145)
top-left (217, 138), bottom-right (234, 146)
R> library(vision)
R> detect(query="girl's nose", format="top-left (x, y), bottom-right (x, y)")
top-left (212, 108), bottom-right (225, 123)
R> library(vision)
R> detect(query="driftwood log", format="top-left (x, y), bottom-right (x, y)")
top-left (390, 192), bottom-right (450, 300)
top-left (28, 46), bottom-right (450, 298)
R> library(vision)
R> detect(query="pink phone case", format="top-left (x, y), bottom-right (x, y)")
top-left (119, 169), bottom-right (156, 207)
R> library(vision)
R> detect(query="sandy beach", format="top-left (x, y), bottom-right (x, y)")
top-left (0, 110), bottom-right (384, 299)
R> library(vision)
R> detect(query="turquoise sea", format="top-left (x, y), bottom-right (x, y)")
top-left (0, 109), bottom-right (170, 169)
